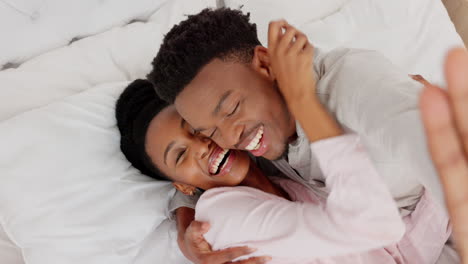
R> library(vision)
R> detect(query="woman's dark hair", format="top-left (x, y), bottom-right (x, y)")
top-left (147, 8), bottom-right (261, 103)
top-left (115, 79), bottom-right (169, 181)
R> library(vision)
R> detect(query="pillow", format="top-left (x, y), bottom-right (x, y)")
top-left (225, 0), bottom-right (464, 85)
top-left (0, 0), bottom-right (215, 263)
top-left (0, 21), bottom-right (161, 122)
top-left (224, 0), bottom-right (349, 44)
top-left (0, 0), bottom-right (215, 121)
top-left (0, 82), bottom-right (184, 264)
top-left (0, 0), bottom-right (167, 68)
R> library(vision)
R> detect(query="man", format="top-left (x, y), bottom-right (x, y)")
top-left (421, 47), bottom-right (468, 263)
top-left (148, 8), bottom-right (444, 263)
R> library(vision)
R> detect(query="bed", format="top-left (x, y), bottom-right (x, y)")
top-left (0, 0), bottom-right (464, 263)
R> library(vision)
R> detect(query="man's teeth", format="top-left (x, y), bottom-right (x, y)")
top-left (210, 149), bottom-right (229, 174)
top-left (245, 126), bottom-right (264, 151)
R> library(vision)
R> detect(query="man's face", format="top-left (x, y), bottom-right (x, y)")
top-left (174, 52), bottom-right (296, 160)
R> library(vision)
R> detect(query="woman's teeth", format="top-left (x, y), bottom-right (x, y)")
top-left (210, 149), bottom-right (229, 174)
top-left (245, 126), bottom-right (264, 151)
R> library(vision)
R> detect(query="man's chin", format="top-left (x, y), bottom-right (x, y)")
top-left (263, 143), bottom-right (288, 161)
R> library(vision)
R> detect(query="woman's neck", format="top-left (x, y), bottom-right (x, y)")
top-left (239, 162), bottom-right (290, 200)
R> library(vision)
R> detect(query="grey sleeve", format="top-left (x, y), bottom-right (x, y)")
top-left (166, 189), bottom-right (201, 220)
top-left (315, 48), bottom-right (443, 212)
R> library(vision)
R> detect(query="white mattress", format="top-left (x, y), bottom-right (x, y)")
top-left (0, 0), bottom-right (464, 263)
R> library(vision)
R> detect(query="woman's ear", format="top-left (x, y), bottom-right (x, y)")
top-left (252, 45), bottom-right (275, 81)
top-left (173, 182), bottom-right (197, 196)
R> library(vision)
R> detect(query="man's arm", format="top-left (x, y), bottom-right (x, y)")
top-left (175, 207), bottom-right (196, 258)
top-left (173, 202), bottom-right (269, 264)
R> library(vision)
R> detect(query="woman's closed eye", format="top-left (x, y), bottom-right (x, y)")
top-left (176, 149), bottom-right (186, 165)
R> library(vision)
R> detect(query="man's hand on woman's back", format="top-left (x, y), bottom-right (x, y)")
top-left (176, 207), bottom-right (271, 264)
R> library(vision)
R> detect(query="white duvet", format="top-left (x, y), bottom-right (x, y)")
top-left (0, 0), bottom-right (464, 263)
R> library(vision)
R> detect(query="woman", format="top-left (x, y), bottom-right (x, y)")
top-left (115, 79), bottom-right (450, 263)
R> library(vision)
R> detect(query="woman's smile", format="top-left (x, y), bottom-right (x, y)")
top-left (208, 146), bottom-right (237, 177)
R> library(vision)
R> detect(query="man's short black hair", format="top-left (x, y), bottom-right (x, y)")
top-left (147, 8), bottom-right (261, 103)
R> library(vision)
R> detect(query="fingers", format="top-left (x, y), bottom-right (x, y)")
top-left (268, 20), bottom-right (287, 50)
top-left (445, 48), bottom-right (468, 155)
top-left (278, 25), bottom-right (297, 52)
top-left (268, 20), bottom-right (309, 55)
top-left (227, 256), bottom-right (272, 264)
top-left (443, 47), bottom-right (468, 261)
top-left (186, 221), bottom-right (212, 251)
top-left (420, 85), bottom-right (468, 257)
top-left (206, 246), bottom-right (257, 264)
top-left (420, 85), bottom-right (468, 205)
top-left (290, 33), bottom-right (309, 54)
top-left (185, 222), bottom-right (262, 263)
top-left (302, 42), bottom-right (314, 59)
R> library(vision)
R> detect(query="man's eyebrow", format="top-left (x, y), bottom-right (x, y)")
top-left (212, 90), bottom-right (233, 116)
top-left (163, 141), bottom-right (176, 165)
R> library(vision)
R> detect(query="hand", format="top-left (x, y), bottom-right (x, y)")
top-left (181, 221), bottom-right (271, 264)
top-left (267, 20), bottom-right (316, 105)
top-left (420, 47), bottom-right (468, 263)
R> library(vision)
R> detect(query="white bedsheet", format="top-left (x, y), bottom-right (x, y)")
top-left (0, 0), bottom-right (464, 263)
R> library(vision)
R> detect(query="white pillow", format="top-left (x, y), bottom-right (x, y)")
top-left (225, 0), bottom-right (464, 85)
top-left (0, 0), bottom-right (167, 68)
top-left (0, 1), bottom-right (215, 263)
top-left (224, 0), bottom-right (349, 44)
top-left (0, 0), bottom-right (215, 122)
top-left (0, 21), bottom-right (161, 122)
top-left (0, 82), bottom-right (181, 264)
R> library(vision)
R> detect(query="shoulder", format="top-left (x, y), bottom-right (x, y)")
top-left (194, 186), bottom-right (286, 222)
top-left (197, 186), bottom-right (278, 208)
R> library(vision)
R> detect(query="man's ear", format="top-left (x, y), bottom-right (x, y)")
top-left (252, 45), bottom-right (275, 81)
top-left (173, 182), bottom-right (197, 196)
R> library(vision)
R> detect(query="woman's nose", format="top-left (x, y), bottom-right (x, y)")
top-left (194, 135), bottom-right (212, 160)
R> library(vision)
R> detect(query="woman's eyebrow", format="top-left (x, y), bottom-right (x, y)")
top-left (164, 141), bottom-right (176, 165)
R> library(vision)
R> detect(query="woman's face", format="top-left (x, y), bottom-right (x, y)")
top-left (146, 105), bottom-right (251, 191)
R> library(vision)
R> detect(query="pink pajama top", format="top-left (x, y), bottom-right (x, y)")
top-left (195, 134), bottom-right (451, 263)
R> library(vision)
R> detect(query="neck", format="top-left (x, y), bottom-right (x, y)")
top-left (285, 101), bottom-right (298, 144)
top-left (239, 161), bottom-right (290, 200)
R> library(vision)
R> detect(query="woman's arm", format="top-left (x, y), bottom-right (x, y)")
top-left (196, 134), bottom-right (405, 260)
top-left (266, 20), bottom-right (343, 143)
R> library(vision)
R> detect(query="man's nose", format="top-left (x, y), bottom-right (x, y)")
top-left (218, 122), bottom-right (243, 149)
